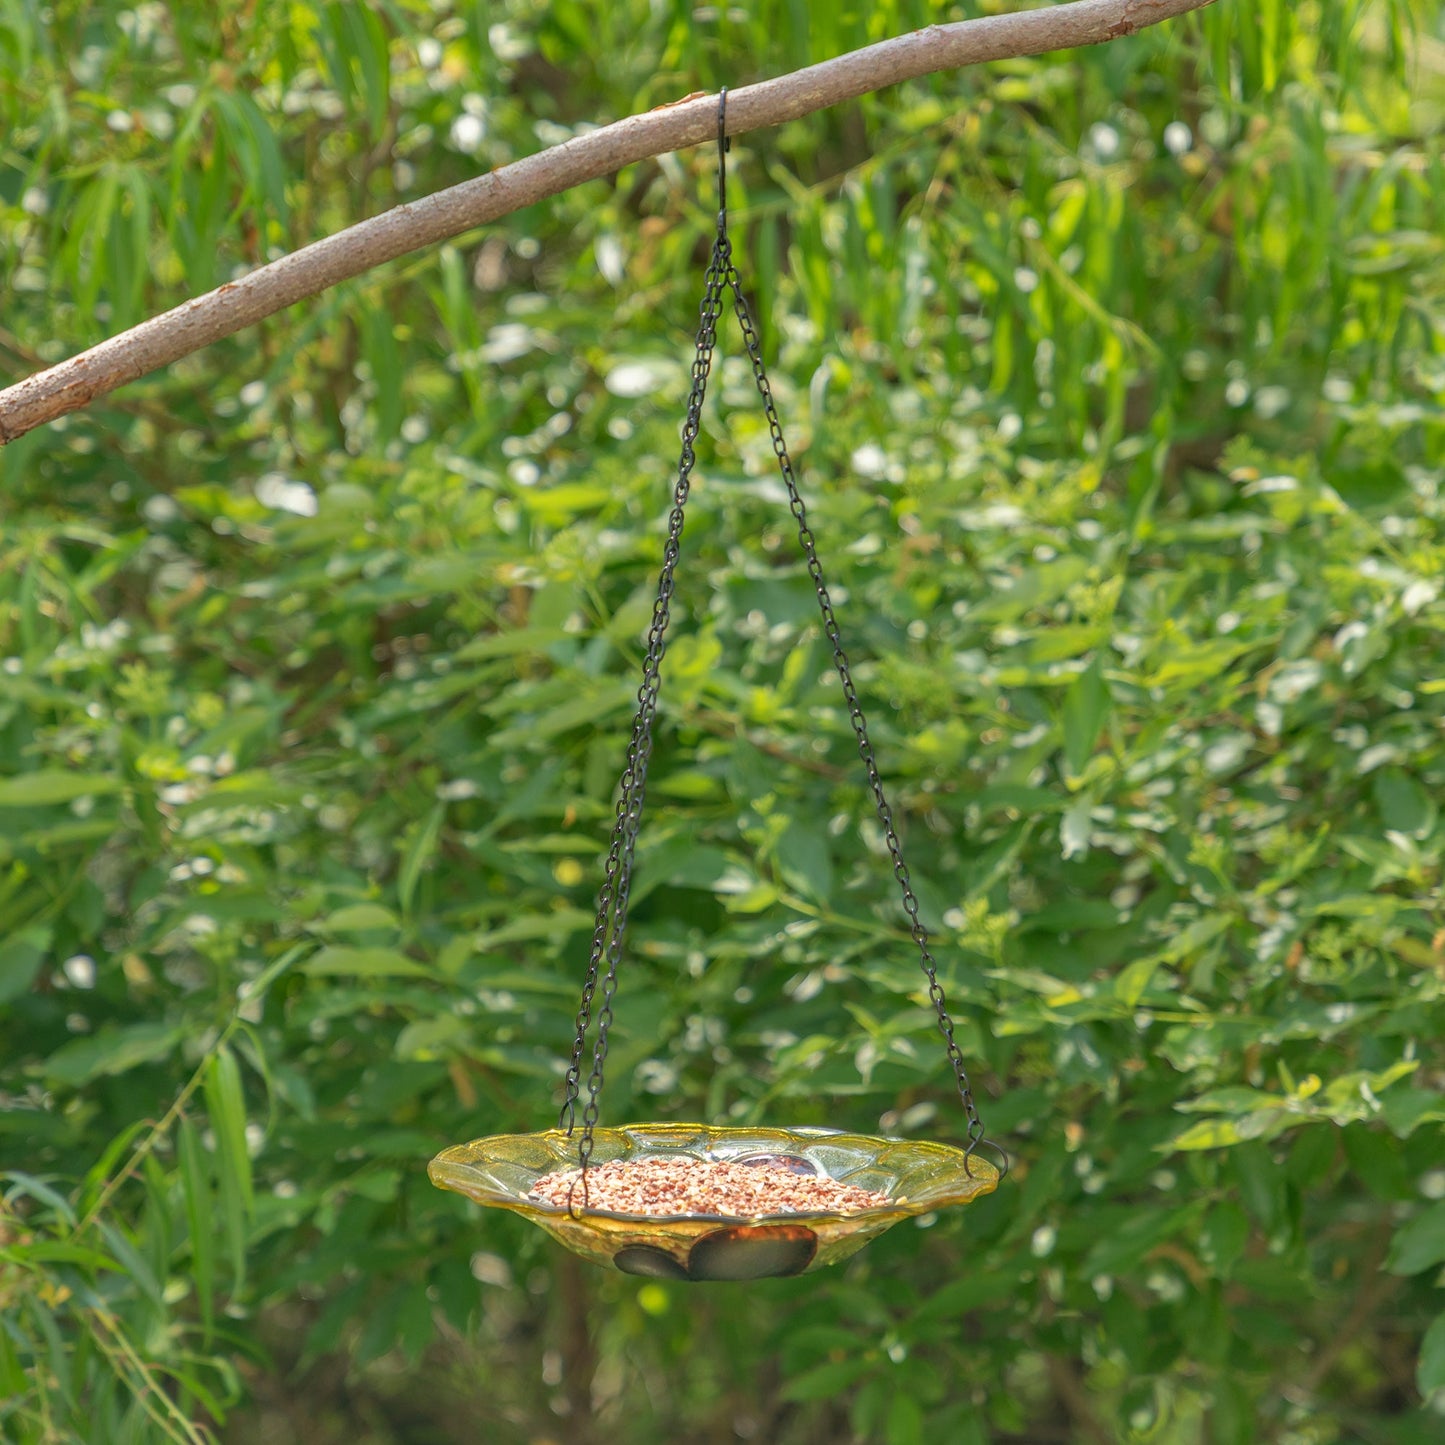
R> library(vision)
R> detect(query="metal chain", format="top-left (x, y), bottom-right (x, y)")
top-left (720, 264), bottom-right (987, 1159)
top-left (559, 88), bottom-right (988, 1193)
top-left (558, 233), bottom-right (730, 1186)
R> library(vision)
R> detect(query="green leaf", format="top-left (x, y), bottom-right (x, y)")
top-left (652, 844), bottom-right (735, 891)
top-left (204, 1046), bottom-right (252, 1291)
top-left (778, 821), bottom-right (833, 903)
top-left (1061, 654), bottom-right (1111, 777)
top-left (1232, 1143), bottom-right (1286, 1232)
top-left (6, 1241), bottom-right (120, 1271)
top-left (1159, 911), bottom-right (1233, 964)
top-left (886, 1390), bottom-right (924, 1445)
top-left (1200, 1201), bottom-right (1252, 1279)
top-left (1386, 1201), bottom-right (1445, 1275)
top-left (44, 1023), bottom-right (182, 1088)
top-left (302, 946), bottom-right (430, 978)
top-left (0, 1320), bottom-right (27, 1398)
top-left (454, 626), bottom-right (569, 662)
top-left (210, 88), bottom-right (289, 224)
top-left (301, 1278), bottom-right (369, 1368)
top-left (970, 556), bottom-right (1090, 623)
top-left (1343, 1125), bottom-right (1412, 1201)
top-left (24, 1292), bottom-right (71, 1399)
top-left (0, 771), bottom-right (123, 806)
top-left (394, 1014), bottom-right (467, 1061)
top-left (1114, 953), bottom-right (1161, 1006)
top-left (356, 1281), bottom-right (411, 1366)
top-left (361, 305), bottom-right (402, 443)
top-left (233, 946), bottom-right (306, 1015)
top-left (318, 0), bottom-right (391, 137)
top-left (471, 909), bottom-right (593, 951)
top-left (395, 1282), bottom-right (435, 1365)
top-left (0, 924), bottom-right (51, 1003)
top-left (488, 680), bottom-right (635, 747)
top-left (178, 1116), bottom-right (215, 1338)
top-left (1420, 1312), bottom-right (1445, 1396)
top-left (1372, 767), bottom-right (1436, 840)
top-left (1172, 1119), bottom-right (1245, 1150)
top-left (319, 902), bottom-right (401, 934)
top-left (2, 1171), bottom-right (78, 1226)
top-left (398, 803), bottom-right (444, 917)
top-left (1083, 1202), bottom-right (1206, 1276)
top-left (78, 1118), bottom-right (155, 1214)
top-left (1144, 639), bottom-right (1255, 689)
top-left (1380, 1087), bottom-right (1445, 1138)
top-left (782, 1358), bottom-right (870, 1402)
top-left (916, 1275), bottom-right (1017, 1322)
top-left (96, 1219), bottom-right (163, 1308)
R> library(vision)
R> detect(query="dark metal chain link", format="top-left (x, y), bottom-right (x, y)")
top-left (559, 89), bottom-right (988, 1194)
top-left (721, 264), bottom-right (986, 1158)
top-left (558, 235), bottom-right (730, 1191)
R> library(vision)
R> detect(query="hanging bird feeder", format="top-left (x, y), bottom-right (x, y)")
top-left (430, 93), bottom-right (1006, 1280)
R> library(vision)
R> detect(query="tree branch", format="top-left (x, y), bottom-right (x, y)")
top-left (0, 0), bottom-right (1215, 444)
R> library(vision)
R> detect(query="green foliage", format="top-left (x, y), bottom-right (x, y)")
top-left (3, 0), bottom-right (1445, 1441)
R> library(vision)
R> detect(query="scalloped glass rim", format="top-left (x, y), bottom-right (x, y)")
top-left (428, 1123), bottom-right (1002, 1278)
top-left (429, 1123), bottom-right (1000, 1224)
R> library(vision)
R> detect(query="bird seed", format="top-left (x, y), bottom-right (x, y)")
top-left (528, 1155), bottom-right (892, 1217)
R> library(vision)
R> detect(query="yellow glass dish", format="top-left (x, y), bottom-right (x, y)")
top-left (428, 1122), bottom-right (1001, 1279)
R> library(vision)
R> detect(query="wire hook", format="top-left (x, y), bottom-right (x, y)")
top-left (716, 87), bottom-right (729, 235)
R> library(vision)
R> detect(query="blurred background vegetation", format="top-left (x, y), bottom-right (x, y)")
top-left (3, 0), bottom-right (1445, 1441)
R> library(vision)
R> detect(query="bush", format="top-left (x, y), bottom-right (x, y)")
top-left (2, 2), bottom-right (1444, 1441)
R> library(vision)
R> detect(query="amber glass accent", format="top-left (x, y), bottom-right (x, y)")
top-left (429, 1123), bottom-right (1000, 1279)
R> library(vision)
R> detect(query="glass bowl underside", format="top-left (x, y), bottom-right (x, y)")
top-left (429, 1123), bottom-right (1001, 1279)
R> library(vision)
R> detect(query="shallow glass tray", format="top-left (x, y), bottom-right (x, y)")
top-left (428, 1122), bottom-right (1002, 1280)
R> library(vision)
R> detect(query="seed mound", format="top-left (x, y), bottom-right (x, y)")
top-left (528, 1155), bottom-right (891, 1217)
